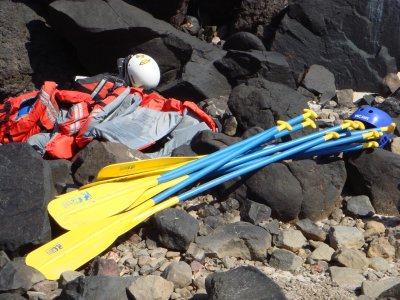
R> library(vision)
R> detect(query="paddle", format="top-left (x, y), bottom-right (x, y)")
top-left (26, 129), bottom-right (341, 280)
top-left (94, 117), bottom-right (357, 181)
top-left (48, 111), bottom-right (316, 229)
top-left (53, 120), bottom-right (386, 231)
top-left (84, 117), bottom-right (316, 188)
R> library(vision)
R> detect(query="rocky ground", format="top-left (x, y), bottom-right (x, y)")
top-left (1, 1), bottom-right (400, 299)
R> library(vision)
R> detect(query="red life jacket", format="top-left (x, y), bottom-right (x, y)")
top-left (44, 90), bottom-right (92, 159)
top-left (0, 81), bottom-right (59, 144)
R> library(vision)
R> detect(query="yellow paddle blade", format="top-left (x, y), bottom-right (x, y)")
top-left (48, 176), bottom-right (160, 230)
top-left (81, 162), bottom-right (190, 190)
top-left (124, 176), bottom-right (188, 211)
top-left (96, 156), bottom-right (201, 181)
top-left (26, 197), bottom-right (180, 280)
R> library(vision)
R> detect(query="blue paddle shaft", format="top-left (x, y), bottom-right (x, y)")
top-left (176, 134), bottom-right (332, 202)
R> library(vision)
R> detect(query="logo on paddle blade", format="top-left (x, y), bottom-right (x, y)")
top-left (61, 191), bottom-right (93, 208)
top-left (46, 243), bottom-right (63, 255)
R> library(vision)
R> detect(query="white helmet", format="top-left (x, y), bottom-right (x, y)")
top-left (126, 53), bottom-right (160, 89)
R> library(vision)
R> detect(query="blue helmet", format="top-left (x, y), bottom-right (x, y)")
top-left (350, 106), bottom-right (394, 147)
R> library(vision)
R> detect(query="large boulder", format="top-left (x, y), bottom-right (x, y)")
top-left (47, 0), bottom-right (231, 102)
top-left (227, 78), bottom-right (309, 135)
top-left (271, 0), bottom-right (399, 92)
top-left (0, 1), bottom-right (82, 100)
top-left (0, 143), bottom-right (55, 255)
top-left (288, 157), bottom-right (347, 220)
top-left (345, 149), bottom-right (400, 215)
top-left (215, 50), bottom-right (296, 88)
top-left (245, 163), bottom-right (303, 222)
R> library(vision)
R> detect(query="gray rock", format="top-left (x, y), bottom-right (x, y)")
top-left (204, 216), bottom-right (225, 229)
top-left (47, 159), bottom-right (77, 195)
top-left (0, 294), bottom-right (26, 300)
top-left (329, 226), bottom-right (365, 250)
top-left (196, 222), bottom-right (271, 261)
top-left (0, 251), bottom-right (10, 269)
top-left (153, 208), bottom-right (199, 252)
top-left (274, 229), bottom-right (307, 252)
top-left (59, 275), bottom-right (136, 300)
top-left (368, 257), bottom-right (390, 272)
top-left (0, 260), bottom-right (45, 293)
top-left (269, 249), bottom-right (303, 271)
top-left (205, 266), bottom-right (287, 300)
top-left (185, 243), bottom-right (206, 262)
top-left (336, 89), bottom-right (355, 108)
top-left (301, 65), bottom-right (336, 103)
top-left (259, 219), bottom-right (280, 236)
top-left (362, 278), bottom-right (400, 299)
top-left (161, 261), bottom-right (192, 288)
top-left (333, 248), bottom-right (369, 271)
top-left (128, 275), bottom-right (173, 300)
top-left (296, 219), bottom-right (327, 241)
top-left (329, 266), bottom-right (365, 291)
top-left (220, 198), bottom-right (240, 213)
top-left (240, 199), bottom-right (271, 225)
top-left (310, 243), bottom-right (335, 261)
top-left (0, 143), bottom-right (54, 254)
top-left (346, 149), bottom-right (400, 215)
top-left (59, 271), bottom-right (83, 287)
top-left (345, 195), bottom-right (375, 218)
top-left (203, 205), bottom-right (221, 217)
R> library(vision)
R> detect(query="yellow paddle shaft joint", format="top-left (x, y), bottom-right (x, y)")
top-left (362, 141), bottom-right (379, 149)
top-left (342, 120), bottom-right (359, 130)
top-left (380, 122), bottom-right (396, 134)
top-left (350, 120), bottom-right (366, 130)
top-left (276, 120), bottom-right (293, 132)
top-left (301, 118), bottom-right (317, 129)
top-left (323, 132), bottom-right (340, 141)
top-left (362, 130), bottom-right (381, 139)
top-left (303, 109), bottom-right (318, 120)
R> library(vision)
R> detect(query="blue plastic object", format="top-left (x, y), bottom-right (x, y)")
top-left (350, 106), bottom-right (393, 147)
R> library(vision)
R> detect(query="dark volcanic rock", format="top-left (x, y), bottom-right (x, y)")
top-left (153, 208), bottom-right (199, 251)
top-left (288, 157), bottom-right (347, 221)
top-left (227, 78), bottom-right (309, 134)
top-left (191, 130), bottom-right (241, 154)
top-left (271, 0), bottom-right (399, 92)
top-left (0, 1), bottom-right (82, 100)
top-left (215, 50), bottom-right (296, 88)
top-left (0, 143), bottom-right (54, 254)
top-left (245, 163), bottom-right (303, 222)
top-left (58, 275), bottom-right (136, 300)
top-left (196, 222), bottom-right (271, 261)
top-left (223, 32), bottom-right (266, 51)
top-left (345, 149), bottom-right (400, 215)
top-left (0, 259), bottom-right (45, 293)
top-left (71, 141), bottom-right (149, 186)
top-left (205, 266), bottom-right (287, 300)
top-left (48, 0), bottom-right (231, 101)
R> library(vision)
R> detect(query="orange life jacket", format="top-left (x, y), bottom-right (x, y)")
top-left (0, 81), bottom-right (59, 144)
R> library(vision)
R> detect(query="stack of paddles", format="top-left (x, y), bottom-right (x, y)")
top-left (26, 106), bottom-right (396, 280)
